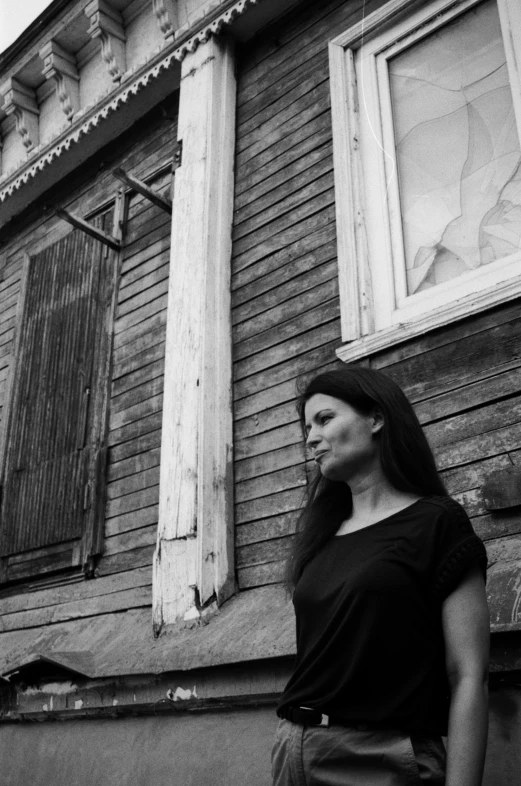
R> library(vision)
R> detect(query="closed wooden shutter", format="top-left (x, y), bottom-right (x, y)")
top-left (0, 223), bottom-right (116, 579)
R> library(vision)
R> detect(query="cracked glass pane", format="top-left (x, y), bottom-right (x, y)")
top-left (388, 0), bottom-right (521, 296)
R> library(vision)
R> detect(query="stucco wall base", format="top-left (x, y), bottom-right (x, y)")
top-left (0, 706), bottom-right (277, 786)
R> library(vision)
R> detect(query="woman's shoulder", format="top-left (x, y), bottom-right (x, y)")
top-left (417, 495), bottom-right (470, 521)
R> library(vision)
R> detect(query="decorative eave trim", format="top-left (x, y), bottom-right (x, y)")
top-left (0, 0), bottom-right (261, 204)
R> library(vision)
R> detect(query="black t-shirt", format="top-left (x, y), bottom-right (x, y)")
top-left (277, 496), bottom-right (487, 735)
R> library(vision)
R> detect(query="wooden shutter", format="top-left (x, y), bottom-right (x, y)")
top-left (0, 223), bottom-right (117, 581)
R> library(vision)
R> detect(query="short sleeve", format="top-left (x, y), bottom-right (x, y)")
top-left (430, 497), bottom-right (487, 602)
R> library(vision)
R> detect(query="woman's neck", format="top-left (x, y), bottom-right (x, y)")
top-left (338, 471), bottom-right (421, 534)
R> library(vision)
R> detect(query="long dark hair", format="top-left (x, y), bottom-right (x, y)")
top-left (286, 366), bottom-right (447, 588)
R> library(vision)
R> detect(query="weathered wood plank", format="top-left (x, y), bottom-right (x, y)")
top-left (472, 509), bottom-right (521, 542)
top-left (0, 327), bottom-right (15, 349)
top-left (107, 447), bottom-right (161, 483)
top-left (236, 511), bottom-right (298, 547)
top-left (441, 453), bottom-right (521, 496)
top-left (232, 204), bottom-right (336, 274)
top-left (373, 301), bottom-right (521, 379)
top-left (486, 534), bottom-right (521, 566)
top-left (0, 566), bottom-right (151, 616)
top-left (236, 463), bottom-right (306, 503)
top-left (237, 559), bottom-right (285, 588)
top-left (0, 586), bottom-right (151, 633)
top-left (0, 341), bottom-right (13, 362)
top-left (120, 237), bottom-right (170, 276)
top-left (236, 80), bottom-right (330, 162)
top-left (234, 279), bottom-right (339, 349)
top-left (0, 316), bottom-right (16, 338)
top-left (233, 187), bottom-right (335, 260)
top-left (234, 140), bottom-right (333, 217)
top-left (237, 535), bottom-right (293, 568)
top-left (232, 224), bottom-right (335, 294)
top-left (233, 164), bottom-right (334, 246)
top-left (112, 333), bottom-right (166, 378)
top-left (113, 308), bottom-right (167, 349)
top-left (236, 94), bottom-right (331, 177)
top-left (236, 421), bottom-right (302, 461)
top-left (111, 358), bottom-right (165, 399)
top-left (235, 444), bottom-right (305, 484)
top-left (414, 366), bottom-right (521, 424)
top-left (237, 0), bottom-right (361, 89)
top-left (114, 293), bottom-right (168, 336)
top-left (105, 505), bottom-right (159, 537)
top-left (104, 523), bottom-right (157, 556)
top-left (124, 206), bottom-right (171, 246)
top-left (96, 545), bottom-right (156, 576)
top-left (116, 279), bottom-right (169, 321)
top-left (234, 341), bottom-right (340, 405)
top-left (111, 376), bottom-right (164, 416)
top-left (235, 113), bottom-right (332, 197)
top-left (105, 485), bottom-right (159, 519)
top-left (107, 411), bottom-right (163, 448)
top-left (233, 254), bottom-right (337, 330)
top-left (425, 394), bottom-right (521, 450)
top-left (236, 487), bottom-right (304, 525)
top-left (234, 317), bottom-right (340, 383)
top-left (118, 261), bottom-right (169, 304)
top-left (108, 428), bottom-right (162, 463)
top-left (106, 465), bottom-right (161, 501)
top-left (109, 393), bottom-right (163, 432)
top-left (435, 421), bottom-right (521, 471)
top-left (238, 52), bottom-right (329, 137)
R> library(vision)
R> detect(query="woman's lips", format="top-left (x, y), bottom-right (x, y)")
top-left (314, 451), bottom-right (328, 462)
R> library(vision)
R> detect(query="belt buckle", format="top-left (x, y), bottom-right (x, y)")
top-left (318, 713), bottom-right (330, 727)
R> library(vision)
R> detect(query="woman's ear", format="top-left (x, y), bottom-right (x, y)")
top-left (371, 408), bottom-right (385, 435)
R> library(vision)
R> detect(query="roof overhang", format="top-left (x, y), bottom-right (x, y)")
top-left (0, 0), bottom-right (301, 228)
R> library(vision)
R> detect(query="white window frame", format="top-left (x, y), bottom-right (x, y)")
top-left (329, 0), bottom-right (521, 363)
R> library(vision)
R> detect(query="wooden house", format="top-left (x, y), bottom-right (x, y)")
top-left (0, 0), bottom-right (520, 783)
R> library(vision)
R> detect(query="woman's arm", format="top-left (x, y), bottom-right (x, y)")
top-left (442, 565), bottom-right (490, 786)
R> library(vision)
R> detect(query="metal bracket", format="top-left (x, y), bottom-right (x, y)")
top-left (55, 208), bottom-right (121, 251)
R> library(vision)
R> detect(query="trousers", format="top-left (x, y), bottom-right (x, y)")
top-left (271, 719), bottom-right (446, 786)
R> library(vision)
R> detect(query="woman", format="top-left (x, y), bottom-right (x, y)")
top-left (272, 367), bottom-right (489, 786)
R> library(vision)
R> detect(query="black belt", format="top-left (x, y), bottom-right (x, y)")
top-left (281, 706), bottom-right (375, 730)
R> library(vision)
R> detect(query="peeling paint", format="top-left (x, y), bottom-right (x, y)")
top-left (171, 686), bottom-right (197, 701)
top-left (25, 681), bottom-right (76, 696)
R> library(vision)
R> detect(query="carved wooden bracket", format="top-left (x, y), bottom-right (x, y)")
top-left (152, 0), bottom-right (178, 42)
top-left (0, 78), bottom-right (39, 151)
top-left (40, 41), bottom-right (80, 122)
top-left (85, 0), bottom-right (126, 83)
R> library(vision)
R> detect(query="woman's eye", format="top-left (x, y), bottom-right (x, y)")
top-left (320, 415), bottom-right (332, 425)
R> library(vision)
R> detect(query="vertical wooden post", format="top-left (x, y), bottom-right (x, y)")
top-left (153, 35), bottom-right (236, 633)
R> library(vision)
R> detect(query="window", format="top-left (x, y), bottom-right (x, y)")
top-left (0, 212), bottom-right (118, 584)
top-left (329, 0), bottom-right (521, 362)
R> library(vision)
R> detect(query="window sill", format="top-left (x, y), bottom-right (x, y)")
top-left (336, 275), bottom-right (521, 364)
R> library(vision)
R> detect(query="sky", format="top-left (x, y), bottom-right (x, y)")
top-left (0, 0), bottom-right (53, 54)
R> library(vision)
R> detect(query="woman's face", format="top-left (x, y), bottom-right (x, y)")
top-left (304, 393), bottom-right (383, 482)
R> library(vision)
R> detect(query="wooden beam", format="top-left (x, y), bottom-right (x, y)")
top-left (55, 208), bottom-right (121, 251)
top-left (112, 167), bottom-right (172, 214)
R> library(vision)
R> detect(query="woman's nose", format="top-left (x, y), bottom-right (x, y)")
top-left (306, 428), bottom-right (320, 448)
